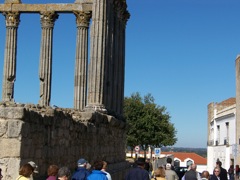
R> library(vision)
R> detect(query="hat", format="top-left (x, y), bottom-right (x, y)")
top-left (28, 161), bottom-right (38, 173)
top-left (77, 158), bottom-right (87, 166)
top-left (166, 163), bottom-right (171, 169)
top-left (136, 158), bottom-right (145, 165)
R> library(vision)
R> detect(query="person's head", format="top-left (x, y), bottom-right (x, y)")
top-left (146, 159), bottom-right (150, 163)
top-left (93, 160), bottom-right (104, 170)
top-left (201, 170), bottom-right (210, 179)
top-left (102, 161), bottom-right (108, 170)
top-left (166, 163), bottom-right (171, 170)
top-left (216, 161), bottom-right (222, 167)
top-left (191, 164), bottom-right (197, 171)
top-left (57, 167), bottom-right (71, 180)
top-left (28, 161), bottom-right (38, 174)
top-left (135, 158), bottom-right (145, 168)
top-left (77, 158), bottom-right (87, 168)
top-left (213, 167), bottom-right (221, 177)
top-left (19, 164), bottom-right (34, 178)
top-left (155, 167), bottom-right (165, 178)
top-left (47, 165), bottom-right (59, 176)
top-left (166, 157), bottom-right (172, 164)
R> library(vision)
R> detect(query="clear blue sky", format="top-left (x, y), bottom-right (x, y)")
top-left (0, 0), bottom-right (239, 148)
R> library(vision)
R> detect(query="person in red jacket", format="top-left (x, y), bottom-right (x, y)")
top-left (236, 165), bottom-right (240, 179)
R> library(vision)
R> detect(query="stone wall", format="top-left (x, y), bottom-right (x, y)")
top-left (0, 103), bottom-right (129, 180)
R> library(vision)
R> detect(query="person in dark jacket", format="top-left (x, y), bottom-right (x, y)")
top-left (215, 160), bottom-right (228, 180)
top-left (125, 158), bottom-right (150, 180)
top-left (184, 164), bottom-right (201, 180)
top-left (210, 167), bottom-right (220, 180)
top-left (72, 158), bottom-right (90, 180)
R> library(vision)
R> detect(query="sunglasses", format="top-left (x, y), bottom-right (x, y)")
top-left (214, 170), bottom-right (220, 172)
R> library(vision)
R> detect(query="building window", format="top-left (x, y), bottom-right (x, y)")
top-left (187, 160), bottom-right (193, 167)
top-left (225, 122), bottom-right (229, 146)
top-left (174, 160), bottom-right (180, 167)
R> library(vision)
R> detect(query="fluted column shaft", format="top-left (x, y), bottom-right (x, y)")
top-left (103, 0), bottom-right (112, 110)
top-left (86, 0), bottom-right (107, 111)
top-left (2, 12), bottom-right (20, 102)
top-left (39, 11), bottom-right (58, 106)
top-left (73, 11), bottom-right (91, 110)
top-left (113, 9), bottom-right (120, 113)
top-left (118, 3), bottom-right (129, 115)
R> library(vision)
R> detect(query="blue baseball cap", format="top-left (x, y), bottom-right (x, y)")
top-left (77, 158), bottom-right (87, 166)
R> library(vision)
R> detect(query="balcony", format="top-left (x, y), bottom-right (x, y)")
top-left (224, 138), bottom-right (229, 146)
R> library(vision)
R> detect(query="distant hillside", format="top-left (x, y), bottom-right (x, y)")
top-left (162, 147), bottom-right (207, 158)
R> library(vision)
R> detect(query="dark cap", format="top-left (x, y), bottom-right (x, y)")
top-left (136, 158), bottom-right (145, 165)
top-left (77, 158), bottom-right (87, 166)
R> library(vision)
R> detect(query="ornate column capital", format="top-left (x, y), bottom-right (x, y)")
top-left (121, 11), bottom-right (130, 25)
top-left (3, 12), bottom-right (20, 27)
top-left (40, 11), bottom-right (58, 28)
top-left (73, 11), bottom-right (92, 28)
top-left (113, 0), bottom-right (130, 21)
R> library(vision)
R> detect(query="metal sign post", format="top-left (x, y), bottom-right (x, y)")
top-left (135, 145), bottom-right (140, 159)
top-left (154, 148), bottom-right (161, 157)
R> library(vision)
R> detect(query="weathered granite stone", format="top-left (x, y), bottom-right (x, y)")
top-left (0, 139), bottom-right (21, 157)
top-left (7, 120), bottom-right (22, 138)
top-left (0, 119), bottom-right (7, 136)
top-left (0, 107), bottom-right (25, 119)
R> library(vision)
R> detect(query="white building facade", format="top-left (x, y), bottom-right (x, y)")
top-left (207, 98), bottom-right (236, 173)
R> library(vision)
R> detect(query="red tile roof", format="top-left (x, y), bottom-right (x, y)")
top-left (217, 97), bottom-right (236, 106)
top-left (161, 152), bottom-right (207, 165)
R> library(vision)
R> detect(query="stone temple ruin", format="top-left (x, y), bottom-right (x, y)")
top-left (0, 0), bottom-right (130, 179)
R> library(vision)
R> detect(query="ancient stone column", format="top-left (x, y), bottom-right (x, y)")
top-left (112, 0), bottom-right (129, 115)
top-left (103, 0), bottom-right (113, 111)
top-left (2, 12), bottom-right (20, 102)
top-left (113, 11), bottom-right (120, 114)
top-left (118, 5), bottom-right (129, 115)
top-left (86, 0), bottom-right (107, 112)
top-left (235, 55), bottom-right (240, 164)
top-left (73, 11), bottom-right (91, 110)
top-left (39, 11), bottom-right (58, 106)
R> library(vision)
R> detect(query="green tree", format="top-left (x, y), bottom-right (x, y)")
top-left (124, 92), bottom-right (177, 158)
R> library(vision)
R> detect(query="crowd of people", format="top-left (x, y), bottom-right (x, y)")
top-left (14, 159), bottom-right (112, 180)
top-left (0, 157), bottom-right (239, 180)
top-left (125, 158), bottom-right (239, 180)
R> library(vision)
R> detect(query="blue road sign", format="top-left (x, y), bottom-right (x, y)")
top-left (155, 148), bottom-right (161, 156)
